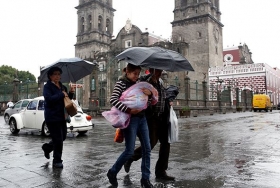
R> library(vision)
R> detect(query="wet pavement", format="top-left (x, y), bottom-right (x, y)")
top-left (1, 111), bottom-right (280, 188)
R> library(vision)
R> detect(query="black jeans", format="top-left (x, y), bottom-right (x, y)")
top-left (44, 121), bottom-right (67, 163)
top-left (131, 114), bottom-right (170, 176)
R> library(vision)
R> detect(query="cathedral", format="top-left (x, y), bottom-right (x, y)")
top-left (74, 0), bottom-right (224, 109)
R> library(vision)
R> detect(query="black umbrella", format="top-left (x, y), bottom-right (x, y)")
top-left (116, 46), bottom-right (194, 72)
top-left (40, 57), bottom-right (98, 83)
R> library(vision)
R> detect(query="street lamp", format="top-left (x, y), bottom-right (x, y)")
top-left (26, 78), bottom-right (30, 99)
top-left (4, 81), bottom-right (7, 101)
top-left (174, 76), bottom-right (178, 86)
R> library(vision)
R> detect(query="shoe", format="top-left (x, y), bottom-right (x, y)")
top-left (156, 173), bottom-right (175, 181)
top-left (42, 144), bottom-right (50, 159)
top-left (141, 178), bottom-right (153, 188)
top-left (124, 160), bottom-right (133, 173)
top-left (107, 169), bottom-right (118, 187)
top-left (53, 162), bottom-right (63, 168)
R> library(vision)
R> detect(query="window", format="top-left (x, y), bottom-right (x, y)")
top-left (91, 78), bottom-right (95, 91)
top-left (81, 17), bottom-right (85, 33)
top-left (125, 40), bottom-right (132, 48)
top-left (88, 15), bottom-right (92, 31)
top-left (106, 19), bottom-right (110, 33)
top-left (27, 100), bottom-right (38, 110)
top-left (38, 100), bottom-right (44, 110)
top-left (98, 16), bottom-right (103, 31)
top-left (22, 100), bottom-right (30, 108)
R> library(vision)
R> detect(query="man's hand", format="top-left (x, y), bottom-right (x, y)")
top-left (130, 109), bottom-right (142, 114)
top-left (142, 88), bottom-right (152, 96)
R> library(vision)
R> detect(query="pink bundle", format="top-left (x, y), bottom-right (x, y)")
top-left (102, 82), bottom-right (158, 129)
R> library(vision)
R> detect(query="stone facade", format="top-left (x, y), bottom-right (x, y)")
top-left (74, 0), bottom-right (224, 109)
top-left (171, 0), bottom-right (223, 83)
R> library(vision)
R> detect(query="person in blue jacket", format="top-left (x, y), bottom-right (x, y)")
top-left (41, 66), bottom-right (75, 168)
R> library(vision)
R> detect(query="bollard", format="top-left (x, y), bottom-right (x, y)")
top-left (193, 110), bottom-right (198, 117)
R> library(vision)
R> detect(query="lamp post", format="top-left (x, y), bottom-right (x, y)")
top-left (243, 84), bottom-right (247, 110)
top-left (26, 78), bottom-right (30, 99)
top-left (174, 76), bottom-right (178, 86)
top-left (4, 81), bottom-right (7, 102)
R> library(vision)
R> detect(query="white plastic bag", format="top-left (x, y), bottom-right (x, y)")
top-left (168, 106), bottom-right (179, 143)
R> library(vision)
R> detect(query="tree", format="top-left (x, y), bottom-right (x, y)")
top-left (0, 65), bottom-right (36, 85)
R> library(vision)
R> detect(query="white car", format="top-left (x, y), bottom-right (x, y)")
top-left (4, 99), bottom-right (32, 124)
top-left (8, 96), bottom-right (93, 136)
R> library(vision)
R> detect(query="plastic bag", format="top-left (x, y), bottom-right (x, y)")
top-left (102, 82), bottom-right (158, 129)
top-left (102, 107), bottom-right (131, 129)
top-left (114, 128), bottom-right (124, 143)
top-left (168, 106), bottom-right (179, 143)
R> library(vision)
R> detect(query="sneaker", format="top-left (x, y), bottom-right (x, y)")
top-left (107, 169), bottom-right (118, 187)
top-left (140, 178), bottom-right (153, 188)
top-left (42, 144), bottom-right (50, 159)
top-left (156, 173), bottom-right (175, 181)
top-left (53, 162), bottom-right (63, 168)
top-left (124, 160), bottom-right (133, 173)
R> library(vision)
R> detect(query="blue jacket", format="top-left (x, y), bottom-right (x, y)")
top-left (43, 80), bottom-right (73, 123)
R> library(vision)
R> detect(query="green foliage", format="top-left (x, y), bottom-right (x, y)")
top-left (0, 65), bottom-right (36, 84)
top-left (181, 106), bottom-right (190, 111)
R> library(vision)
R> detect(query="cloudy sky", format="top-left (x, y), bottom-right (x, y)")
top-left (0, 0), bottom-right (279, 80)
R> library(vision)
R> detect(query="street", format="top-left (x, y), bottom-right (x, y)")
top-left (1, 111), bottom-right (280, 188)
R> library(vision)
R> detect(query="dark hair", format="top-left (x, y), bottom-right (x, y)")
top-left (125, 63), bottom-right (141, 73)
top-left (47, 66), bottom-right (62, 80)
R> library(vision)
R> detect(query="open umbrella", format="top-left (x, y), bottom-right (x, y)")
top-left (115, 46), bottom-right (194, 72)
top-left (40, 57), bottom-right (98, 83)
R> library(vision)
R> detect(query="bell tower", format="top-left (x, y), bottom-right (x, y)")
top-left (75, 0), bottom-right (115, 60)
top-left (172, 0), bottom-right (223, 82)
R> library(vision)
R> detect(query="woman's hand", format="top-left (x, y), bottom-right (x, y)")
top-left (130, 109), bottom-right (142, 115)
top-left (142, 88), bottom-right (152, 96)
top-left (70, 86), bottom-right (75, 93)
top-left (62, 91), bottom-right (68, 97)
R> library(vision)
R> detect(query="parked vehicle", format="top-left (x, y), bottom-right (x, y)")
top-left (4, 99), bottom-right (32, 124)
top-left (8, 96), bottom-right (93, 136)
top-left (252, 94), bottom-right (273, 112)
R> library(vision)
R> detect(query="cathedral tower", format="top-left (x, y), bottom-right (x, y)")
top-left (75, 0), bottom-right (115, 60)
top-left (172, 0), bottom-right (223, 82)
top-left (74, 0), bottom-right (115, 109)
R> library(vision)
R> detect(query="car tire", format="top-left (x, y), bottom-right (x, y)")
top-left (41, 123), bottom-right (50, 137)
top-left (78, 131), bottom-right (88, 135)
top-left (9, 118), bottom-right (20, 135)
top-left (4, 114), bottom-right (9, 124)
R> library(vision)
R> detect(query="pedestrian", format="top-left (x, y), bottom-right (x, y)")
top-left (124, 68), bottom-right (175, 181)
top-left (7, 100), bottom-right (14, 108)
top-left (107, 63), bottom-right (154, 188)
top-left (41, 66), bottom-right (75, 168)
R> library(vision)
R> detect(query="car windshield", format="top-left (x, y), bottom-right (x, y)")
top-left (22, 100), bottom-right (30, 107)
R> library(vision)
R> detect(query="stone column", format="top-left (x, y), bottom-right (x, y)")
top-left (184, 76), bottom-right (190, 106)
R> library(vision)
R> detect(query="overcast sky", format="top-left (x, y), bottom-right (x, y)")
top-left (0, 0), bottom-right (279, 81)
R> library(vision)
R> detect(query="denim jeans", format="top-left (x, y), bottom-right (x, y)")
top-left (110, 116), bottom-right (151, 180)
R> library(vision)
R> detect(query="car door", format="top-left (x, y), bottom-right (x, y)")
top-left (35, 100), bottom-right (45, 129)
top-left (23, 100), bottom-right (38, 129)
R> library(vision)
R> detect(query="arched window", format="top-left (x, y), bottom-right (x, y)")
top-left (88, 15), bottom-right (92, 31)
top-left (98, 16), bottom-right (103, 31)
top-left (81, 17), bottom-right (85, 33)
top-left (106, 19), bottom-right (110, 33)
